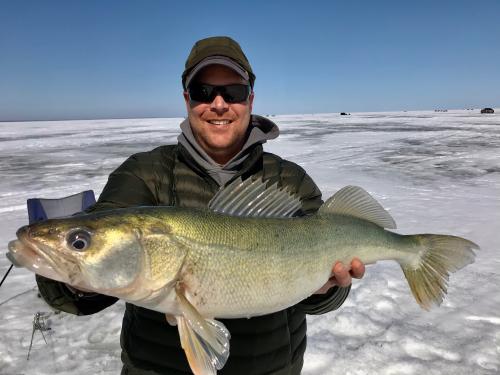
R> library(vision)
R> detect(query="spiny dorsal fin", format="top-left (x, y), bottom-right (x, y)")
top-left (319, 185), bottom-right (397, 229)
top-left (208, 177), bottom-right (302, 218)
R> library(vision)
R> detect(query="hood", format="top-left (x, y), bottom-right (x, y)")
top-left (177, 115), bottom-right (279, 186)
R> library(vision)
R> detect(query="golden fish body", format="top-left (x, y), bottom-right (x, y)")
top-left (133, 207), bottom-right (413, 318)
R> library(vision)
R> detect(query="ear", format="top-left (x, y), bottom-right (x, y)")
top-left (183, 91), bottom-right (192, 110)
top-left (248, 91), bottom-right (254, 112)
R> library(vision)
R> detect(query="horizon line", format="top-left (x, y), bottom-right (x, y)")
top-left (0, 106), bottom-right (497, 123)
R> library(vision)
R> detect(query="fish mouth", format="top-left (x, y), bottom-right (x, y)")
top-left (7, 226), bottom-right (81, 285)
top-left (7, 239), bottom-right (41, 268)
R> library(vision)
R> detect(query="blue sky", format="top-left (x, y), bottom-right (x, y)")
top-left (1, 0), bottom-right (499, 121)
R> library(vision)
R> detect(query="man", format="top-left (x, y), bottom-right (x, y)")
top-left (36, 36), bottom-right (365, 374)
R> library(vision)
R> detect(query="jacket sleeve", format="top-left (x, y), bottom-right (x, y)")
top-left (36, 274), bottom-right (119, 315)
top-left (36, 153), bottom-right (158, 315)
top-left (290, 167), bottom-right (351, 315)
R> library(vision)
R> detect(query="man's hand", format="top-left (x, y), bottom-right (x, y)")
top-left (313, 258), bottom-right (365, 294)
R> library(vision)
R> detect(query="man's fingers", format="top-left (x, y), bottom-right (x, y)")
top-left (350, 257), bottom-right (365, 279)
top-left (315, 259), bottom-right (366, 294)
top-left (332, 262), bottom-right (352, 287)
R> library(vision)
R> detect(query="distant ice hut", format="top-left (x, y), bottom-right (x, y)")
top-left (481, 108), bottom-right (494, 114)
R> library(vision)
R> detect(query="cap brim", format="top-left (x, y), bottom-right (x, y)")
top-left (185, 56), bottom-right (250, 89)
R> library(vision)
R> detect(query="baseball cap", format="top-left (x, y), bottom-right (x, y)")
top-left (182, 36), bottom-right (256, 89)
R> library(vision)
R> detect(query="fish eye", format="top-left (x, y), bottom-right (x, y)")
top-left (67, 230), bottom-right (91, 251)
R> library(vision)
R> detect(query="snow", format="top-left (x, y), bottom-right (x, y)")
top-left (1, 109), bottom-right (499, 374)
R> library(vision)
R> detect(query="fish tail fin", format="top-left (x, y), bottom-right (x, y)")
top-left (401, 234), bottom-right (479, 310)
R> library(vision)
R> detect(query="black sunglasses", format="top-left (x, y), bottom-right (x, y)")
top-left (188, 83), bottom-right (250, 104)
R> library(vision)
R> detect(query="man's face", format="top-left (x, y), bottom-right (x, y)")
top-left (183, 64), bottom-right (254, 165)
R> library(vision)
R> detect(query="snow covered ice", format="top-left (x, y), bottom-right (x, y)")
top-left (0, 110), bottom-right (499, 374)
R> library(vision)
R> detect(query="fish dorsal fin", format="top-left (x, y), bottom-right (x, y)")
top-left (319, 185), bottom-right (397, 229)
top-left (208, 177), bottom-right (302, 218)
top-left (175, 288), bottom-right (230, 374)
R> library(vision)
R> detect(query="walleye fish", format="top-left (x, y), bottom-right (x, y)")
top-left (7, 178), bottom-right (479, 375)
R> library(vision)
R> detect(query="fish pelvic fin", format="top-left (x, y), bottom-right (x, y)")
top-left (402, 234), bottom-right (479, 310)
top-left (175, 288), bottom-right (230, 374)
top-left (319, 186), bottom-right (396, 229)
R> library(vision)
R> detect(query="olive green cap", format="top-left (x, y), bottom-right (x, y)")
top-left (182, 36), bottom-right (255, 89)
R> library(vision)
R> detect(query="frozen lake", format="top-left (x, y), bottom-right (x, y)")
top-left (0, 110), bottom-right (499, 374)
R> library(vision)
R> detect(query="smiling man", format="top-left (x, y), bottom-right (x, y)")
top-left (183, 64), bottom-right (253, 165)
top-left (36, 36), bottom-right (364, 375)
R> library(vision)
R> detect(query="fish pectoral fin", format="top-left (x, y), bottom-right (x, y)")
top-left (319, 185), bottom-right (397, 229)
top-left (175, 289), bottom-right (230, 374)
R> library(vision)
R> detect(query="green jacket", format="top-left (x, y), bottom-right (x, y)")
top-left (36, 122), bottom-right (350, 374)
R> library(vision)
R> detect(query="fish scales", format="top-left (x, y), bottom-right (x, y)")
top-left (146, 207), bottom-right (415, 318)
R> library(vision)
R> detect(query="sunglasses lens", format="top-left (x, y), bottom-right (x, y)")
top-left (188, 84), bottom-right (214, 102)
top-left (223, 85), bottom-right (249, 103)
top-left (188, 84), bottom-right (249, 103)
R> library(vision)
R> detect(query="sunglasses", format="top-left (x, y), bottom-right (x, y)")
top-left (188, 83), bottom-right (251, 104)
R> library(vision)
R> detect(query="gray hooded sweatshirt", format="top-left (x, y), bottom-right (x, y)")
top-left (177, 114), bottom-right (279, 186)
